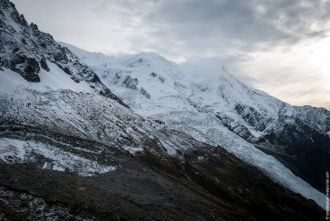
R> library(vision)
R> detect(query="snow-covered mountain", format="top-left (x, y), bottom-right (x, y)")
top-left (0, 0), bottom-right (326, 219)
top-left (62, 43), bottom-right (330, 196)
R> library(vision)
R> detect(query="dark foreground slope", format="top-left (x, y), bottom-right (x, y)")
top-left (0, 145), bottom-right (323, 221)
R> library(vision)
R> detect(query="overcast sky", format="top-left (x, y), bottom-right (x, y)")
top-left (12, 0), bottom-right (330, 109)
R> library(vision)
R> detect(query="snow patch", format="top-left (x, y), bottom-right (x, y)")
top-left (121, 146), bottom-right (143, 155)
top-left (0, 62), bottom-right (93, 94)
top-left (0, 138), bottom-right (116, 177)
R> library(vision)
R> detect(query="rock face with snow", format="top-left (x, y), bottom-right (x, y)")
top-left (64, 43), bottom-right (330, 194)
top-left (0, 0), bottom-right (125, 106)
top-left (0, 1), bottom-right (326, 220)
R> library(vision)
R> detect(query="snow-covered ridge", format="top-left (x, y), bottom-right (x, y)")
top-left (62, 43), bottom-right (329, 208)
top-left (63, 43), bottom-right (330, 139)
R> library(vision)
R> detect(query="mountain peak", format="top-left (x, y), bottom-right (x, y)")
top-left (67, 43), bottom-right (329, 202)
top-left (132, 51), bottom-right (169, 62)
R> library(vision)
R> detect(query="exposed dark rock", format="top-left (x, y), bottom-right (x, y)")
top-left (40, 56), bottom-right (49, 71)
top-left (10, 8), bottom-right (27, 27)
top-left (71, 76), bottom-right (80, 83)
top-left (215, 113), bottom-right (255, 141)
top-left (150, 72), bottom-right (157, 77)
top-left (158, 76), bottom-right (165, 83)
top-left (57, 65), bottom-right (72, 75)
top-left (140, 87), bottom-right (151, 99)
top-left (20, 38), bottom-right (26, 44)
top-left (122, 75), bottom-right (138, 90)
top-left (30, 22), bottom-right (38, 30)
top-left (154, 119), bottom-right (165, 125)
top-left (235, 103), bottom-right (268, 131)
top-left (0, 20), bottom-right (4, 29)
top-left (89, 70), bottom-right (101, 82)
top-left (115, 73), bottom-right (121, 79)
top-left (11, 55), bottom-right (40, 82)
top-left (54, 49), bottom-right (68, 63)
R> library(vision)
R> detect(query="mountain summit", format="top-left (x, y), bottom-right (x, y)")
top-left (66, 42), bottom-right (330, 195)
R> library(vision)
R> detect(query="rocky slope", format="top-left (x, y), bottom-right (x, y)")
top-left (0, 0), bottom-right (326, 220)
top-left (62, 43), bottom-right (330, 195)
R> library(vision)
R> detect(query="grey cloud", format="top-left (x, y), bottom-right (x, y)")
top-left (14, 0), bottom-right (330, 57)
top-left (141, 0), bottom-right (330, 56)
